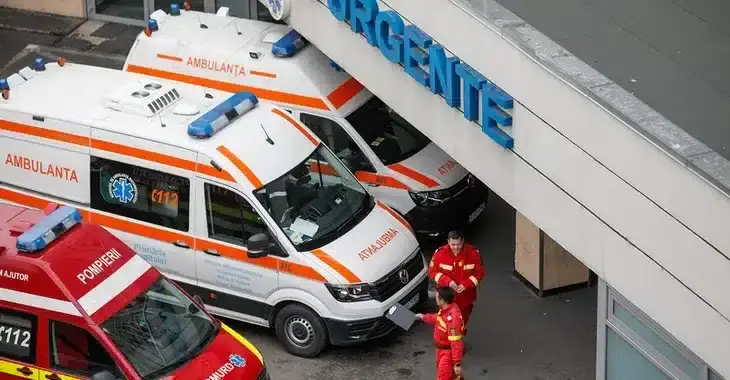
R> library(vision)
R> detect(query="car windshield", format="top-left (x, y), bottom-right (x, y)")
top-left (346, 96), bottom-right (431, 165)
top-left (100, 276), bottom-right (217, 380)
top-left (255, 144), bottom-right (374, 251)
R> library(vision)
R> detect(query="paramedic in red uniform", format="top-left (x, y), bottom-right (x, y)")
top-left (428, 230), bottom-right (485, 332)
top-left (416, 287), bottom-right (465, 380)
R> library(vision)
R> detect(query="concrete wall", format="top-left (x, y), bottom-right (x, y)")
top-left (0, 0), bottom-right (86, 18)
top-left (285, 0), bottom-right (730, 377)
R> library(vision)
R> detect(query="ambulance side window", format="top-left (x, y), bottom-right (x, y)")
top-left (0, 308), bottom-right (37, 364)
top-left (90, 156), bottom-right (191, 232)
top-left (49, 320), bottom-right (123, 378)
top-left (204, 183), bottom-right (267, 245)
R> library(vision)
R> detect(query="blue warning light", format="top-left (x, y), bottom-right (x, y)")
top-left (148, 19), bottom-right (159, 31)
top-left (16, 206), bottom-right (83, 253)
top-left (188, 92), bottom-right (259, 138)
top-left (170, 3), bottom-right (181, 15)
top-left (271, 30), bottom-right (308, 58)
top-left (33, 58), bottom-right (46, 71)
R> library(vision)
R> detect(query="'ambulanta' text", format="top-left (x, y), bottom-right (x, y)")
top-left (438, 160), bottom-right (458, 176)
top-left (187, 57), bottom-right (245, 77)
top-left (207, 363), bottom-right (235, 380)
top-left (1, 269), bottom-right (29, 281)
top-left (5, 154), bottom-right (79, 182)
top-left (359, 228), bottom-right (400, 261)
top-left (77, 248), bottom-right (123, 285)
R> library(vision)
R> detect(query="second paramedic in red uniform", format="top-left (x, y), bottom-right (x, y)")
top-left (416, 287), bottom-right (465, 380)
top-left (428, 230), bottom-right (485, 331)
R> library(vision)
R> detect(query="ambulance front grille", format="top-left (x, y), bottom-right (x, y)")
top-left (371, 250), bottom-right (425, 302)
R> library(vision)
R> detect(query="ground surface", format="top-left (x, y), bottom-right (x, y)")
top-left (0, 8), bottom-right (597, 379)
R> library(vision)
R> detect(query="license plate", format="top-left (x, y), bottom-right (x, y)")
top-left (468, 202), bottom-right (486, 223)
top-left (403, 293), bottom-right (420, 309)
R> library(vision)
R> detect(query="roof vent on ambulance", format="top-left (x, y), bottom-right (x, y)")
top-left (106, 80), bottom-right (181, 117)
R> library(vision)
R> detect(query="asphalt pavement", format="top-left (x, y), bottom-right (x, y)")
top-left (227, 194), bottom-right (597, 380)
top-left (0, 7), bottom-right (597, 379)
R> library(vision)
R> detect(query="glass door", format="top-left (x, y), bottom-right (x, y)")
top-left (87, 0), bottom-right (147, 26)
top-left (152, 0), bottom-right (205, 13)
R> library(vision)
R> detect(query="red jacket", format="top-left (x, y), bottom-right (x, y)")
top-left (428, 243), bottom-right (485, 304)
top-left (423, 303), bottom-right (465, 363)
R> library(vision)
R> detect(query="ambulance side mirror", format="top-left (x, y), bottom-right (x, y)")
top-left (246, 233), bottom-right (270, 258)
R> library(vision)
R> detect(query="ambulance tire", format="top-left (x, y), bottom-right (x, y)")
top-left (274, 303), bottom-right (329, 358)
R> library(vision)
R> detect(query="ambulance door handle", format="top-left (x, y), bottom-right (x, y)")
top-left (16, 366), bottom-right (33, 376)
top-left (173, 240), bottom-right (190, 249)
top-left (367, 182), bottom-right (380, 187)
top-left (45, 373), bottom-right (62, 380)
top-left (203, 248), bottom-right (220, 257)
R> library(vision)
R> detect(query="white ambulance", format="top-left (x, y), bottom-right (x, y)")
top-left (122, 5), bottom-right (490, 238)
top-left (0, 59), bottom-right (428, 358)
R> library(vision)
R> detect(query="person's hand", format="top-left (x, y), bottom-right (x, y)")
top-left (454, 365), bottom-right (462, 376)
top-left (449, 281), bottom-right (458, 290)
top-left (415, 313), bottom-right (423, 320)
top-left (456, 284), bottom-right (466, 293)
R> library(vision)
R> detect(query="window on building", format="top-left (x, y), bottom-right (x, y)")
top-left (605, 328), bottom-right (671, 380)
top-left (0, 308), bottom-right (37, 364)
top-left (300, 113), bottom-right (374, 173)
top-left (49, 321), bottom-right (123, 378)
top-left (602, 286), bottom-right (725, 380)
top-left (204, 183), bottom-right (267, 246)
top-left (90, 156), bottom-right (190, 231)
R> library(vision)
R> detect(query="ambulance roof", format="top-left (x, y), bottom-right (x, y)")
top-left (0, 204), bottom-right (158, 325)
top-left (135, 9), bottom-right (369, 114)
top-left (0, 62), bottom-right (321, 190)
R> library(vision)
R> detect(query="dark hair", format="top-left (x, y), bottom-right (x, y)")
top-left (436, 286), bottom-right (454, 304)
top-left (447, 230), bottom-right (464, 241)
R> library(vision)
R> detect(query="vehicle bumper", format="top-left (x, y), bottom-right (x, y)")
top-left (405, 179), bottom-right (490, 237)
top-left (324, 278), bottom-right (429, 346)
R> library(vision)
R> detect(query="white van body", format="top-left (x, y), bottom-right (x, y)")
top-left (123, 8), bottom-right (490, 238)
top-left (0, 61), bottom-right (428, 357)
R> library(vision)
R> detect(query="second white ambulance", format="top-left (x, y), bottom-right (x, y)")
top-left (0, 59), bottom-right (428, 357)
top-left (123, 5), bottom-right (490, 238)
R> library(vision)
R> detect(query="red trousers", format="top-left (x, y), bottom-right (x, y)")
top-left (436, 348), bottom-right (463, 380)
top-left (455, 301), bottom-right (474, 332)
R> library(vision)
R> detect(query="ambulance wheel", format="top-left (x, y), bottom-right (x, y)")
top-left (275, 303), bottom-right (329, 358)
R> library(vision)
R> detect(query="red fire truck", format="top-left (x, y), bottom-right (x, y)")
top-left (0, 202), bottom-right (269, 380)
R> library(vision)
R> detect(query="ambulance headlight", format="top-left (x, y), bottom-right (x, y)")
top-left (325, 283), bottom-right (373, 302)
top-left (408, 189), bottom-right (451, 207)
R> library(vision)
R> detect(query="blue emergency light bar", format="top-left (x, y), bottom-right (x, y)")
top-left (271, 30), bottom-right (308, 58)
top-left (187, 92), bottom-right (258, 138)
top-left (0, 79), bottom-right (8, 91)
top-left (16, 206), bottom-right (83, 253)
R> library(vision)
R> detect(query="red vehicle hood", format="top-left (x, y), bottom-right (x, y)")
top-left (164, 323), bottom-right (264, 380)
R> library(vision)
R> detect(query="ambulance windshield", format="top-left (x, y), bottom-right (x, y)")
top-left (255, 144), bottom-right (375, 251)
top-left (100, 275), bottom-right (217, 379)
top-left (346, 96), bottom-right (430, 165)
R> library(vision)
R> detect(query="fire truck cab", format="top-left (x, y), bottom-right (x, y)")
top-left (0, 203), bottom-right (268, 380)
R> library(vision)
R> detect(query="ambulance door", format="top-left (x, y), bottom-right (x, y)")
top-left (0, 307), bottom-right (39, 380)
top-left (88, 151), bottom-right (198, 285)
top-left (298, 112), bottom-right (399, 206)
top-left (192, 176), bottom-right (279, 324)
